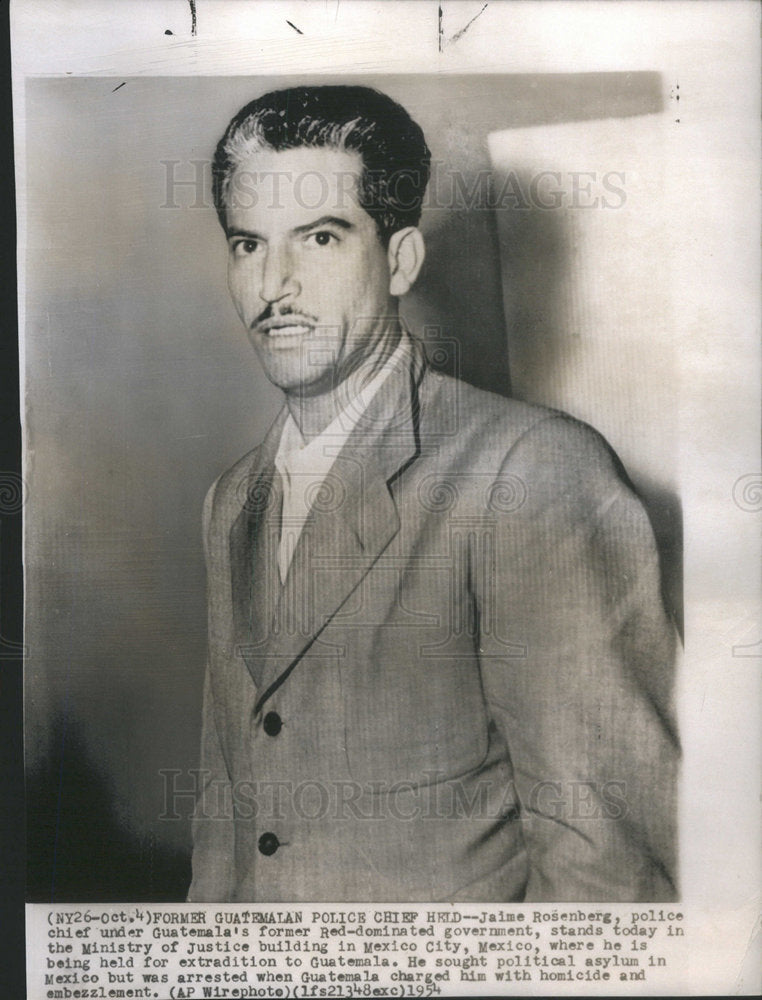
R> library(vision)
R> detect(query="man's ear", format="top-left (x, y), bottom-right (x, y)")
top-left (387, 227), bottom-right (425, 297)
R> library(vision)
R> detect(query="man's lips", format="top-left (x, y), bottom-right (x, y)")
top-left (254, 315), bottom-right (316, 337)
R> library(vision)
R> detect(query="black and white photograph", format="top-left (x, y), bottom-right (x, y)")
top-left (11, 1), bottom-right (760, 995)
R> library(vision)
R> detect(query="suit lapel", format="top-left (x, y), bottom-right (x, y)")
top-left (229, 410), bottom-right (287, 689)
top-left (253, 336), bottom-right (426, 711)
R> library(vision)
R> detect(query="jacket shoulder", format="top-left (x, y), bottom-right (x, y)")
top-left (420, 369), bottom-right (637, 506)
top-left (212, 444), bottom-right (264, 500)
top-left (202, 443), bottom-right (264, 548)
top-left (422, 369), bottom-right (612, 461)
top-left (421, 368), bottom-right (552, 432)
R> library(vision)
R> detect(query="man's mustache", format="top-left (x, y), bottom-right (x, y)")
top-left (252, 304), bottom-right (319, 331)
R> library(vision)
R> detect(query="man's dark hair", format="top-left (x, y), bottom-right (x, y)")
top-left (212, 85), bottom-right (431, 246)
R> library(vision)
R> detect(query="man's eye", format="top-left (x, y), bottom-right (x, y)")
top-left (231, 239), bottom-right (262, 256)
top-left (304, 230), bottom-right (338, 249)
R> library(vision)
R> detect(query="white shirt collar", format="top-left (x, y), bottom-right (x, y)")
top-left (272, 336), bottom-right (408, 584)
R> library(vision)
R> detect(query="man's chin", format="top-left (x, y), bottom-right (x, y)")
top-left (258, 362), bottom-right (334, 399)
top-left (283, 375), bottom-right (337, 400)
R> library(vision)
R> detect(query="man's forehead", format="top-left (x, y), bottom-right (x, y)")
top-left (229, 145), bottom-right (364, 213)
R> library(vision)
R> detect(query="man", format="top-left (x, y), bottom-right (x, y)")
top-left (188, 85), bottom-right (678, 903)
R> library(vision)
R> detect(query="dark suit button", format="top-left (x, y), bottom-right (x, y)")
top-left (263, 711), bottom-right (282, 736)
top-left (258, 832), bottom-right (279, 856)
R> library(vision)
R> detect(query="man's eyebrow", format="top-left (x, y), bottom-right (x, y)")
top-left (225, 217), bottom-right (354, 241)
top-left (225, 227), bottom-right (264, 241)
top-left (291, 216), bottom-right (354, 235)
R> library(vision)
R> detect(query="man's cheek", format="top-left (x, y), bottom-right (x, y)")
top-left (229, 274), bottom-right (254, 321)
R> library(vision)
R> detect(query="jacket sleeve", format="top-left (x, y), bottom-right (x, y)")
top-left (475, 415), bottom-right (679, 901)
top-left (187, 479), bottom-right (235, 902)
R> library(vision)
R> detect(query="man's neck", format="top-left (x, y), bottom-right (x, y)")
top-left (285, 322), bottom-right (403, 443)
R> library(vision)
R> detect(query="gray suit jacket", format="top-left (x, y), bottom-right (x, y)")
top-left (188, 335), bottom-right (678, 902)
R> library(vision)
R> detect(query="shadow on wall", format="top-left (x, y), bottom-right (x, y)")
top-left (409, 204), bottom-right (513, 398)
top-left (637, 478), bottom-right (683, 642)
top-left (492, 174), bottom-right (683, 638)
top-left (26, 716), bottom-right (190, 902)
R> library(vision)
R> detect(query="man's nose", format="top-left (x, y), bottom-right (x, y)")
top-left (259, 244), bottom-right (300, 304)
